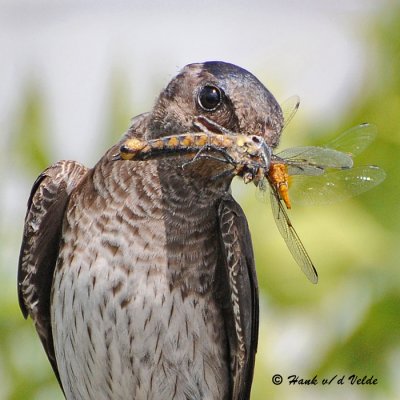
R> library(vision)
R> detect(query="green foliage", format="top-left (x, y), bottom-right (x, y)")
top-left (11, 82), bottom-right (52, 175)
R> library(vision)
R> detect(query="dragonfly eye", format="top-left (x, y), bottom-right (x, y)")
top-left (197, 85), bottom-right (223, 111)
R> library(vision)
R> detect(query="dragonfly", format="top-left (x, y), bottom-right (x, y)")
top-left (260, 123), bottom-right (385, 284)
top-left (115, 98), bottom-right (386, 284)
top-left (251, 97), bottom-right (385, 284)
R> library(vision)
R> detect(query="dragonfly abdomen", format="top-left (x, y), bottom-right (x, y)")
top-left (119, 133), bottom-right (241, 161)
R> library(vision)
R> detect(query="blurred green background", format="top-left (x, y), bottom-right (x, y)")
top-left (1, 1), bottom-right (399, 399)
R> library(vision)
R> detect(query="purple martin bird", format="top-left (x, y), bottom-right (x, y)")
top-left (18, 61), bottom-right (283, 399)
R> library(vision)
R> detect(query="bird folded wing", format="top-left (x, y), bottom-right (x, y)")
top-left (218, 195), bottom-right (259, 400)
top-left (17, 160), bottom-right (88, 387)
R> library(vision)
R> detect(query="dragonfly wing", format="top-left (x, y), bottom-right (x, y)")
top-left (276, 123), bottom-right (378, 176)
top-left (280, 95), bottom-right (300, 130)
top-left (277, 147), bottom-right (354, 172)
top-left (289, 165), bottom-right (386, 205)
top-left (269, 188), bottom-right (318, 284)
top-left (325, 123), bottom-right (377, 157)
top-left (255, 177), bottom-right (269, 203)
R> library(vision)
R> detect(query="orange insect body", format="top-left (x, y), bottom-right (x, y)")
top-left (269, 163), bottom-right (291, 209)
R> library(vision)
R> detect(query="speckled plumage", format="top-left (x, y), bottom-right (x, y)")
top-left (18, 61), bottom-right (283, 400)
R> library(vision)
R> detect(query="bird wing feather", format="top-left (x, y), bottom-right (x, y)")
top-left (17, 160), bottom-right (88, 387)
top-left (218, 194), bottom-right (259, 400)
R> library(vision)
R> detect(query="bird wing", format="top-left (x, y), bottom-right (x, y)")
top-left (218, 194), bottom-right (259, 400)
top-left (18, 160), bottom-right (88, 387)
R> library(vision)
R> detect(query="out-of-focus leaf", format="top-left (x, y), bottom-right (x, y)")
top-left (11, 82), bottom-right (51, 174)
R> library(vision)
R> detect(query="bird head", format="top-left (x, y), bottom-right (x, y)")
top-left (148, 61), bottom-right (284, 149)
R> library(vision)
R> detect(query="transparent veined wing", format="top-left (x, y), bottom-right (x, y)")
top-left (277, 99), bottom-right (372, 174)
top-left (257, 164), bottom-right (386, 206)
top-left (287, 165), bottom-right (386, 205)
top-left (325, 123), bottom-right (377, 157)
top-left (270, 122), bottom-right (385, 205)
top-left (276, 123), bottom-right (378, 175)
top-left (276, 147), bottom-right (353, 175)
top-left (269, 186), bottom-right (318, 284)
top-left (280, 95), bottom-right (300, 130)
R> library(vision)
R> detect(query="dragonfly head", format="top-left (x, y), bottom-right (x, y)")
top-left (234, 135), bottom-right (272, 185)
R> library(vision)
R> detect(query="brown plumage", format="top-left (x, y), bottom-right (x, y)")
top-left (18, 61), bottom-right (283, 399)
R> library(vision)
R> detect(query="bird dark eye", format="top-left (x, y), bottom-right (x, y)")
top-left (197, 85), bottom-right (222, 111)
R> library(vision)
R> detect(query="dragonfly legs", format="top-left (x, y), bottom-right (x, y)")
top-left (182, 144), bottom-right (237, 169)
top-left (181, 144), bottom-right (242, 182)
